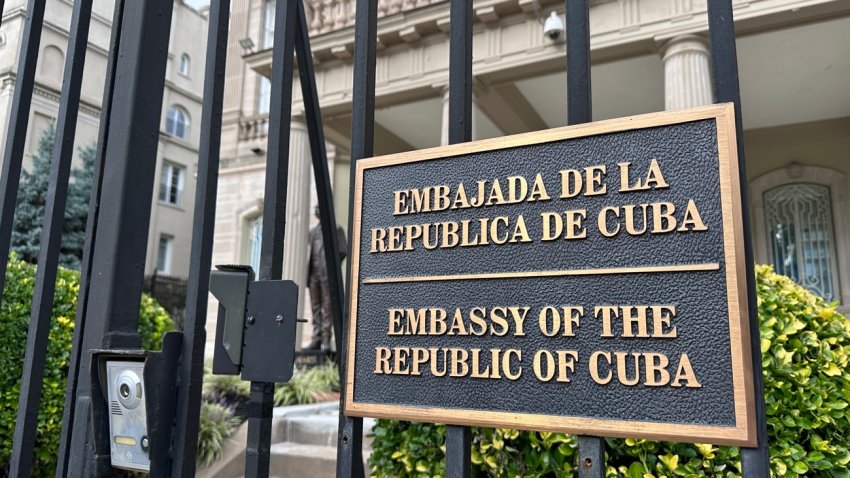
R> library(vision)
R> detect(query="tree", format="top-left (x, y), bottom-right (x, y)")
top-left (11, 125), bottom-right (95, 269)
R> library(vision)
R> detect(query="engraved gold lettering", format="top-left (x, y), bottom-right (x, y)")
top-left (559, 169), bottom-right (582, 198)
top-left (671, 353), bottom-right (702, 388)
top-left (533, 349), bottom-right (556, 382)
top-left (643, 352), bottom-right (671, 386)
top-left (614, 352), bottom-right (641, 386)
top-left (450, 348), bottom-right (469, 377)
top-left (388, 308), bottom-right (402, 335)
top-left (589, 351), bottom-right (612, 384)
top-left (598, 206), bottom-right (620, 237)
top-left (528, 173), bottom-right (551, 201)
top-left (508, 306), bottom-right (530, 336)
top-left (392, 347), bottom-right (409, 375)
top-left (650, 305), bottom-right (677, 338)
top-left (490, 307), bottom-right (509, 336)
top-left (678, 199), bottom-right (708, 232)
top-left (470, 349), bottom-right (491, 379)
top-left (621, 306), bottom-right (650, 338)
top-left (393, 190), bottom-right (408, 215)
top-left (375, 347), bottom-right (391, 374)
top-left (507, 176), bottom-right (528, 203)
top-left (556, 350), bottom-right (578, 382)
top-left (371, 227), bottom-right (387, 253)
top-left (503, 349), bottom-right (522, 380)
top-left (565, 210), bottom-right (587, 239)
top-left (585, 165), bottom-right (607, 196)
top-left (652, 202), bottom-right (677, 234)
top-left (411, 347), bottom-right (429, 375)
top-left (594, 306), bottom-right (618, 337)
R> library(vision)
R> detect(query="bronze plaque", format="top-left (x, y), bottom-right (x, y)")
top-left (344, 104), bottom-right (756, 446)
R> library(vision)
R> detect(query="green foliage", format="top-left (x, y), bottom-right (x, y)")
top-left (202, 361), bottom-right (251, 404)
top-left (370, 420), bottom-right (447, 477)
top-left (11, 125), bottom-right (96, 270)
top-left (273, 362), bottom-right (340, 406)
top-left (196, 402), bottom-right (239, 469)
top-left (369, 266), bottom-right (850, 477)
top-left (0, 256), bottom-right (173, 477)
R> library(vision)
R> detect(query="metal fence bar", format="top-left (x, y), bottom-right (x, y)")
top-left (564, 1), bottom-right (605, 476)
top-left (445, 0), bottom-right (473, 476)
top-left (64, 0), bottom-right (174, 473)
top-left (566, 0), bottom-right (591, 126)
top-left (247, 0), bottom-right (299, 475)
top-left (8, 0), bottom-right (93, 475)
top-left (294, 1), bottom-right (345, 357)
top-left (170, 0), bottom-right (231, 475)
top-left (706, 1), bottom-right (770, 475)
top-left (337, 0), bottom-right (376, 475)
top-left (0, 0), bottom-right (45, 297)
top-left (577, 435), bottom-right (605, 478)
top-left (56, 1), bottom-right (125, 474)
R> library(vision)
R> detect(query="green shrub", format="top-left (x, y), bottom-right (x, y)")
top-left (202, 360), bottom-right (251, 404)
top-left (369, 266), bottom-right (850, 477)
top-left (273, 362), bottom-right (340, 406)
top-left (196, 402), bottom-right (239, 468)
top-left (0, 256), bottom-right (173, 477)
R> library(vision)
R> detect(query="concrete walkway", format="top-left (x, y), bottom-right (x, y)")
top-left (196, 402), bottom-right (374, 478)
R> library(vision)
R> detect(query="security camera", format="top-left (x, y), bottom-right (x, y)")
top-left (543, 11), bottom-right (565, 40)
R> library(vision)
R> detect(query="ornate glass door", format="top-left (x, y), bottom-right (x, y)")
top-left (764, 183), bottom-right (840, 301)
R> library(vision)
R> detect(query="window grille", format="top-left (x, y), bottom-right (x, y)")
top-left (764, 183), bottom-right (840, 301)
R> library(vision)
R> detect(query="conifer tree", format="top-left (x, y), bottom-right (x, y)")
top-left (11, 125), bottom-right (95, 269)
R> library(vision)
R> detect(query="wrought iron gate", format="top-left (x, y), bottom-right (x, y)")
top-left (1, 0), bottom-right (769, 477)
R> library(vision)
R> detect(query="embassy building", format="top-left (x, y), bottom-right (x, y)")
top-left (211, 0), bottom-right (850, 351)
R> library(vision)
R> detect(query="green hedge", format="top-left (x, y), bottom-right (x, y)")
top-left (369, 265), bottom-right (850, 477)
top-left (0, 257), bottom-right (173, 477)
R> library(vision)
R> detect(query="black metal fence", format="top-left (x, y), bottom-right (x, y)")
top-left (143, 273), bottom-right (189, 325)
top-left (0, 0), bottom-right (768, 477)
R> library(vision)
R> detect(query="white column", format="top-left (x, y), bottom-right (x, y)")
top-left (282, 117), bottom-right (312, 324)
top-left (440, 86), bottom-right (477, 146)
top-left (660, 34), bottom-right (713, 110)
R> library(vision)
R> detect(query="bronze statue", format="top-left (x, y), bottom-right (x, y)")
top-left (306, 207), bottom-right (347, 350)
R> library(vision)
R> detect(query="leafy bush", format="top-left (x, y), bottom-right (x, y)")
top-left (274, 362), bottom-right (341, 407)
top-left (369, 266), bottom-right (850, 477)
top-left (0, 256), bottom-right (173, 477)
top-left (196, 402), bottom-right (239, 468)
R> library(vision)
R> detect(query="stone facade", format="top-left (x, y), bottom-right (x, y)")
top-left (0, 0), bottom-right (208, 280)
top-left (212, 0), bottom-right (850, 351)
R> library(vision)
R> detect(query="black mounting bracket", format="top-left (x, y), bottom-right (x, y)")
top-left (209, 264), bottom-right (299, 382)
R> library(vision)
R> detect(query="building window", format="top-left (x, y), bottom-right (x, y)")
top-left (157, 235), bottom-right (173, 275)
top-left (257, 76), bottom-right (271, 115)
top-left (165, 106), bottom-right (190, 139)
top-left (262, 0), bottom-right (275, 49)
top-left (248, 216), bottom-right (263, 273)
top-left (159, 162), bottom-right (185, 206)
top-left (764, 183), bottom-right (840, 301)
top-left (179, 53), bottom-right (190, 76)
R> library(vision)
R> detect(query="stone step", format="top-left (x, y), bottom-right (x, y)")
top-left (272, 403), bottom-right (376, 449)
top-left (269, 443), bottom-right (338, 478)
top-left (196, 402), bottom-right (374, 477)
